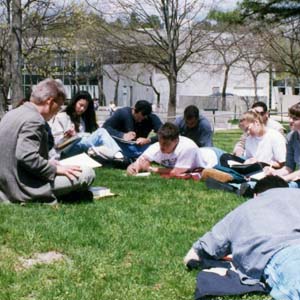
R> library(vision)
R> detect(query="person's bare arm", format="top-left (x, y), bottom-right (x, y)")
top-left (126, 156), bottom-right (150, 175)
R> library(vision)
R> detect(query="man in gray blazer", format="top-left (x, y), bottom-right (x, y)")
top-left (0, 78), bottom-right (95, 204)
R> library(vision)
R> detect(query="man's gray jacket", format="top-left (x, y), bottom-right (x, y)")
top-left (0, 103), bottom-right (56, 203)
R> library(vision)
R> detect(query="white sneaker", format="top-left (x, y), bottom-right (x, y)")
top-left (114, 151), bottom-right (124, 160)
top-left (183, 247), bottom-right (200, 265)
top-left (88, 146), bottom-right (115, 159)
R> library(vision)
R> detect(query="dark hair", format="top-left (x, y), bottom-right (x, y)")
top-left (158, 122), bottom-right (179, 141)
top-left (288, 102), bottom-right (300, 119)
top-left (253, 175), bottom-right (288, 194)
top-left (134, 100), bottom-right (152, 116)
top-left (184, 105), bottom-right (199, 120)
top-left (251, 101), bottom-right (268, 113)
top-left (66, 91), bottom-right (98, 133)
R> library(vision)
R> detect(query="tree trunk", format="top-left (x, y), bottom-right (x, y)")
top-left (114, 78), bottom-right (119, 105)
top-left (97, 72), bottom-right (106, 106)
top-left (253, 75), bottom-right (258, 102)
top-left (0, 93), bottom-right (6, 119)
top-left (10, 0), bottom-right (23, 107)
top-left (221, 66), bottom-right (230, 111)
top-left (167, 75), bottom-right (177, 121)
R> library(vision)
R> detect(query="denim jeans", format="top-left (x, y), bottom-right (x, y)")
top-left (264, 244), bottom-right (300, 300)
top-left (62, 128), bottom-right (121, 158)
top-left (116, 141), bottom-right (150, 159)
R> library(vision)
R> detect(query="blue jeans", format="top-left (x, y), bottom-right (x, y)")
top-left (288, 181), bottom-right (300, 188)
top-left (116, 141), bottom-right (150, 159)
top-left (62, 128), bottom-right (121, 158)
top-left (264, 244), bottom-right (300, 300)
top-left (211, 147), bottom-right (225, 164)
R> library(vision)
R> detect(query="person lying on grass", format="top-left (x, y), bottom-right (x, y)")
top-left (184, 177), bottom-right (300, 300)
top-left (126, 122), bottom-right (223, 176)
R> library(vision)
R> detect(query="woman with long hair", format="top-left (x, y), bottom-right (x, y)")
top-left (49, 90), bottom-right (123, 159)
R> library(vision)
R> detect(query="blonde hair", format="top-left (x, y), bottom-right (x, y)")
top-left (240, 110), bottom-right (264, 125)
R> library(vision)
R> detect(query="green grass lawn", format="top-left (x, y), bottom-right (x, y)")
top-left (0, 130), bottom-right (271, 300)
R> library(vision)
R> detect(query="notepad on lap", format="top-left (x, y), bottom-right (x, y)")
top-left (59, 153), bottom-right (102, 168)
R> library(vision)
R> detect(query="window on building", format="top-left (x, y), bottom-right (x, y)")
top-left (293, 87), bottom-right (300, 95)
top-left (278, 87), bottom-right (286, 95)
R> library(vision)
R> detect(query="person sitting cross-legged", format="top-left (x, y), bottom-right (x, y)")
top-left (0, 79), bottom-right (95, 204)
top-left (102, 100), bottom-right (163, 159)
top-left (49, 90), bottom-right (124, 162)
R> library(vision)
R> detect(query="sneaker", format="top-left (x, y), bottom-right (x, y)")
top-left (183, 247), bottom-right (200, 266)
top-left (238, 182), bottom-right (254, 198)
top-left (206, 178), bottom-right (237, 193)
top-left (88, 146), bottom-right (115, 159)
top-left (114, 151), bottom-right (124, 160)
top-left (201, 168), bottom-right (233, 183)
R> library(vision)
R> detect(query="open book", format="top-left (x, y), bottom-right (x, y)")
top-left (249, 171), bottom-right (266, 181)
top-left (59, 153), bottom-right (102, 168)
top-left (55, 136), bottom-right (81, 150)
top-left (112, 135), bottom-right (137, 145)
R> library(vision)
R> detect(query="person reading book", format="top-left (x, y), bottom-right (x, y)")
top-left (49, 90), bottom-right (123, 161)
top-left (126, 122), bottom-right (223, 176)
top-left (102, 100), bottom-right (163, 159)
top-left (233, 101), bottom-right (285, 157)
top-left (0, 78), bottom-right (95, 204)
top-left (223, 110), bottom-right (286, 168)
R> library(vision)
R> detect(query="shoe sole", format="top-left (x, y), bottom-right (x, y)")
top-left (201, 168), bottom-right (233, 183)
top-left (206, 178), bottom-right (236, 193)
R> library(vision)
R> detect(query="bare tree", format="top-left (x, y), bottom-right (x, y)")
top-left (10, 0), bottom-right (22, 104)
top-left (237, 34), bottom-right (269, 102)
top-left (86, 0), bottom-right (213, 119)
top-left (262, 18), bottom-right (300, 82)
top-left (0, 0), bottom-right (76, 110)
top-left (0, 1), bottom-right (11, 116)
top-left (207, 29), bottom-right (246, 110)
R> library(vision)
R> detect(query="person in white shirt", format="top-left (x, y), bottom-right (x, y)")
top-left (126, 122), bottom-right (221, 176)
top-left (239, 110), bottom-right (286, 168)
top-left (233, 101), bottom-right (285, 156)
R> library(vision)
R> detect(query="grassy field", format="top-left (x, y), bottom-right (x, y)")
top-left (0, 130), bottom-right (271, 300)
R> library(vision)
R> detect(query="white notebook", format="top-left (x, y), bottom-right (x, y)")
top-left (59, 153), bottom-right (102, 168)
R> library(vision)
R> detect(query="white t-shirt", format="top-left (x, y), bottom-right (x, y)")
top-left (142, 136), bottom-right (218, 170)
top-left (266, 118), bottom-right (284, 133)
top-left (245, 128), bottom-right (286, 164)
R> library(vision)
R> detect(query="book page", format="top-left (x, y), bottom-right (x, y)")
top-left (228, 160), bottom-right (243, 167)
top-left (250, 171), bottom-right (266, 181)
top-left (59, 153), bottom-right (102, 168)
